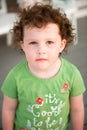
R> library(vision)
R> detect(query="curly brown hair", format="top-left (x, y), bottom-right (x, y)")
top-left (12, 3), bottom-right (75, 52)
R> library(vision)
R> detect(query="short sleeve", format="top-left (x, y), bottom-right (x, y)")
top-left (70, 68), bottom-right (86, 96)
top-left (1, 70), bottom-right (18, 98)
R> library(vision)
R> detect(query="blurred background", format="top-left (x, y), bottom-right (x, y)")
top-left (0, 0), bottom-right (87, 129)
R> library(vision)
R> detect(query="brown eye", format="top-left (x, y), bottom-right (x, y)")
top-left (47, 41), bottom-right (54, 44)
top-left (29, 41), bottom-right (38, 45)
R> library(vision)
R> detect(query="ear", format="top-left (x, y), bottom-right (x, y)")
top-left (20, 41), bottom-right (25, 51)
top-left (59, 39), bottom-right (67, 53)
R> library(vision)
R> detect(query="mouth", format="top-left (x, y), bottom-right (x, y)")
top-left (36, 58), bottom-right (48, 61)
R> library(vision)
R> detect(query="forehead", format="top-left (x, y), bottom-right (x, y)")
top-left (24, 23), bottom-right (60, 34)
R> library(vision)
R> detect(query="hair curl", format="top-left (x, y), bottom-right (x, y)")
top-left (12, 3), bottom-right (75, 53)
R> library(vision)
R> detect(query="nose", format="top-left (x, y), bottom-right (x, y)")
top-left (38, 43), bottom-right (46, 54)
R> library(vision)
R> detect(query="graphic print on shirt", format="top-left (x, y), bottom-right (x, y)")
top-left (61, 83), bottom-right (69, 93)
top-left (26, 93), bottom-right (66, 130)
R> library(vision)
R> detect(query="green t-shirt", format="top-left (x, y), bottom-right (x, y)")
top-left (1, 58), bottom-right (86, 130)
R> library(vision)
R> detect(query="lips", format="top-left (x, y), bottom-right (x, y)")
top-left (36, 58), bottom-right (48, 61)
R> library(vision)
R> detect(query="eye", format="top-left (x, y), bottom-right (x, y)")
top-left (29, 41), bottom-right (38, 45)
top-left (47, 41), bottom-right (54, 44)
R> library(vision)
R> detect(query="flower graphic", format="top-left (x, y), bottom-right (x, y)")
top-left (61, 83), bottom-right (69, 93)
top-left (36, 97), bottom-right (43, 104)
top-left (63, 83), bottom-right (69, 89)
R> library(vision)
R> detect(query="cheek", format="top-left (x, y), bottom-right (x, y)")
top-left (48, 50), bottom-right (58, 62)
top-left (51, 47), bottom-right (60, 56)
top-left (24, 48), bottom-right (35, 60)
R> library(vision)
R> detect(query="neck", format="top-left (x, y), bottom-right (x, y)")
top-left (29, 59), bottom-right (61, 79)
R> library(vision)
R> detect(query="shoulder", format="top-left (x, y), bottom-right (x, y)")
top-left (62, 58), bottom-right (80, 73)
top-left (1, 60), bottom-right (28, 88)
top-left (7, 60), bottom-right (27, 77)
top-left (61, 58), bottom-right (82, 79)
top-left (14, 60), bottom-right (27, 69)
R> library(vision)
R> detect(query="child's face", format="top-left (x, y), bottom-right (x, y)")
top-left (21, 23), bottom-right (66, 73)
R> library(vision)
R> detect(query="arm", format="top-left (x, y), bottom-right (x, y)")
top-left (70, 94), bottom-right (85, 130)
top-left (2, 95), bottom-right (18, 130)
